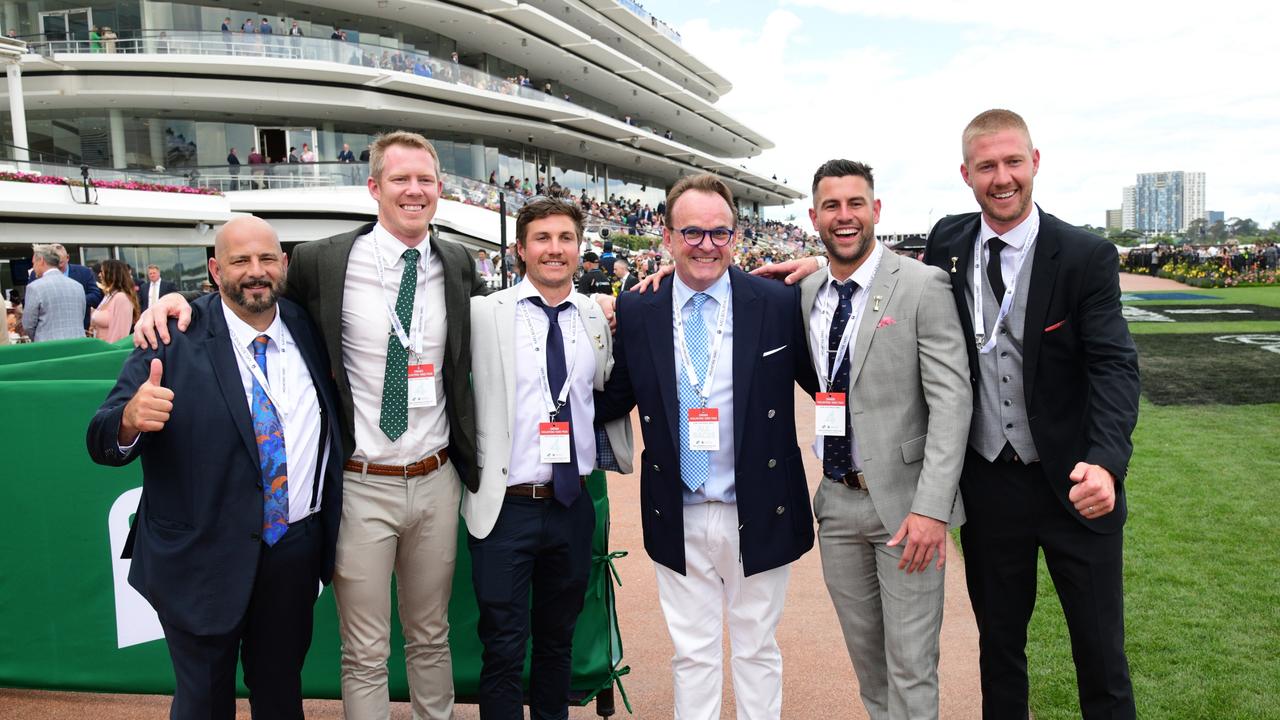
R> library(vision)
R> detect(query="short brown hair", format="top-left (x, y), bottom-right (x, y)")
top-left (368, 130), bottom-right (442, 181)
top-left (962, 109), bottom-right (1033, 163)
top-left (515, 196), bottom-right (584, 273)
top-left (811, 159), bottom-right (875, 197)
top-left (664, 173), bottom-right (735, 229)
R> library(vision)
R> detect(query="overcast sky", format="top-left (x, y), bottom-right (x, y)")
top-left (654, 0), bottom-right (1280, 234)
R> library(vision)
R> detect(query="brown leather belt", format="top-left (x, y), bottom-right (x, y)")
top-left (506, 477), bottom-right (586, 500)
top-left (828, 469), bottom-right (869, 491)
top-left (344, 449), bottom-right (448, 478)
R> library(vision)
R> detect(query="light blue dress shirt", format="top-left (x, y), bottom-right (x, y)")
top-left (672, 271), bottom-right (736, 505)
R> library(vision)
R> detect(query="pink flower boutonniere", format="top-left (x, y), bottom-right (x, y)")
top-left (876, 315), bottom-right (896, 329)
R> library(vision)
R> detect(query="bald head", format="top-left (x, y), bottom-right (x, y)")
top-left (214, 215), bottom-right (281, 261)
top-left (209, 216), bottom-right (288, 328)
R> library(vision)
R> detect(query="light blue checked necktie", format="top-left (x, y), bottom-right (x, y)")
top-left (677, 292), bottom-right (712, 493)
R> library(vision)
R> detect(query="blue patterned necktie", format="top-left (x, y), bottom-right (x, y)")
top-left (251, 335), bottom-right (289, 545)
top-left (677, 292), bottom-right (712, 492)
top-left (530, 298), bottom-right (581, 506)
top-left (822, 280), bottom-right (858, 480)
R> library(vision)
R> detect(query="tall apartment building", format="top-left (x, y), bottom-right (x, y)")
top-left (1121, 185), bottom-right (1137, 231)
top-left (1135, 171), bottom-right (1205, 233)
top-left (1105, 209), bottom-right (1122, 231)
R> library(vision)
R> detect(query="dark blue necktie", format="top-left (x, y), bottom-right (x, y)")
top-left (822, 280), bottom-right (858, 480)
top-left (530, 298), bottom-right (580, 506)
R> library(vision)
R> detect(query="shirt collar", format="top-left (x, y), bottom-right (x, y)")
top-left (220, 298), bottom-right (285, 350)
top-left (825, 240), bottom-right (884, 291)
top-left (673, 268), bottom-right (731, 310)
top-left (516, 281), bottom-right (578, 310)
top-left (979, 204), bottom-right (1041, 250)
top-left (372, 222), bottom-right (432, 270)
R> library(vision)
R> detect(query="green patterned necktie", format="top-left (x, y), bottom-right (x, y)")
top-left (379, 247), bottom-right (420, 441)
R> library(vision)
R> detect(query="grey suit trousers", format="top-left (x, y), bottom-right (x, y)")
top-left (814, 479), bottom-right (946, 720)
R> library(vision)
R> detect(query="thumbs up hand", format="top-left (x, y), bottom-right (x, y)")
top-left (119, 358), bottom-right (176, 444)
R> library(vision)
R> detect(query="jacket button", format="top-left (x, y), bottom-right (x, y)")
top-left (738, 523), bottom-right (744, 530)
top-left (767, 409), bottom-right (776, 419)
top-left (654, 508), bottom-right (661, 516)
top-left (775, 506), bottom-right (785, 515)
top-left (652, 464), bottom-right (660, 472)
top-left (767, 459), bottom-right (777, 468)
top-left (501, 467), bottom-right (507, 475)
top-left (643, 415), bottom-right (651, 423)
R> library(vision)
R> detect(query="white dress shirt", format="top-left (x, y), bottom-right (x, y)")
top-left (221, 301), bottom-right (326, 523)
top-left (979, 205), bottom-right (1041, 291)
top-left (672, 271), bottom-right (736, 505)
top-left (507, 283), bottom-right (598, 485)
top-left (149, 281), bottom-right (161, 307)
top-left (808, 240), bottom-right (884, 470)
top-left (342, 223), bottom-right (450, 465)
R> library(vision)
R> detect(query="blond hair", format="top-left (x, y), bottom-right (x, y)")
top-left (962, 109), bottom-right (1034, 163)
top-left (368, 131), bottom-right (442, 181)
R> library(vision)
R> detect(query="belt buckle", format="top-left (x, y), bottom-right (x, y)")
top-left (530, 483), bottom-right (551, 500)
top-left (841, 469), bottom-right (867, 491)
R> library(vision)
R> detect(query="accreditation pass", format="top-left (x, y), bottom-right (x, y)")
top-left (407, 363), bottom-right (437, 408)
top-left (687, 408), bottom-right (720, 451)
top-left (539, 421), bottom-right (572, 463)
top-left (814, 392), bottom-right (846, 436)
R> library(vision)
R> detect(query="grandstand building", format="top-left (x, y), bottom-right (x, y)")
top-left (0, 0), bottom-right (801, 292)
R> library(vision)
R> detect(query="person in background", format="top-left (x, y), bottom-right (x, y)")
top-left (92, 259), bottom-right (141, 343)
top-left (23, 244), bottom-right (86, 342)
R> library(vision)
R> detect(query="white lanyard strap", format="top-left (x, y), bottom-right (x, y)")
top-left (819, 284), bottom-right (859, 393)
top-left (228, 329), bottom-right (288, 411)
top-left (674, 293), bottom-right (729, 404)
top-left (519, 299), bottom-right (581, 419)
top-left (372, 233), bottom-right (431, 356)
top-left (972, 228), bottom-right (1035, 354)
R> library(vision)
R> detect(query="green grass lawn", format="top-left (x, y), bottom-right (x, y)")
top-left (1025, 405), bottom-right (1280, 718)
top-left (1124, 285), bottom-right (1280, 307)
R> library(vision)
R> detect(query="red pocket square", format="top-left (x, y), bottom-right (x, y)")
top-left (877, 316), bottom-right (896, 329)
top-left (1044, 319), bottom-right (1066, 333)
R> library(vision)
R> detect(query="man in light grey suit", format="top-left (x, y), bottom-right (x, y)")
top-left (799, 160), bottom-right (971, 720)
top-left (464, 197), bottom-right (633, 718)
top-left (22, 243), bottom-right (87, 342)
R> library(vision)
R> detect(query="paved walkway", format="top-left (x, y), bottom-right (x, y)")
top-left (0, 387), bottom-right (981, 719)
top-left (1119, 272), bottom-right (1193, 291)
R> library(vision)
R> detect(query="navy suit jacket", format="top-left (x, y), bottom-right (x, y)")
top-left (138, 279), bottom-right (178, 311)
top-left (923, 209), bottom-right (1140, 534)
top-left (597, 267), bottom-right (818, 576)
top-left (87, 293), bottom-right (344, 635)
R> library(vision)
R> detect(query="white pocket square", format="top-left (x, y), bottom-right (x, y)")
top-left (762, 344), bottom-right (787, 357)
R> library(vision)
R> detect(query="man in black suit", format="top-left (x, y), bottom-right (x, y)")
top-left (88, 216), bottom-right (344, 719)
top-left (596, 174), bottom-right (816, 720)
top-left (576, 251), bottom-right (613, 296)
top-left (922, 109), bottom-right (1139, 719)
top-left (139, 264), bottom-right (177, 312)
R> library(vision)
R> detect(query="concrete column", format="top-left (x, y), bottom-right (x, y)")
top-left (3, 3), bottom-right (20, 36)
top-left (148, 119), bottom-right (164, 170)
top-left (108, 108), bottom-right (125, 168)
top-left (469, 139), bottom-right (484, 182)
top-left (5, 62), bottom-right (28, 171)
top-left (320, 121), bottom-right (335, 160)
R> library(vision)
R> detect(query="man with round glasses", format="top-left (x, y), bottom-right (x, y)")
top-left (596, 173), bottom-right (817, 720)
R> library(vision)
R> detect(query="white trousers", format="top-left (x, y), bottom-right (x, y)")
top-left (653, 502), bottom-right (791, 720)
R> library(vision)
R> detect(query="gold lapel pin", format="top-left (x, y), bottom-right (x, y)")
top-left (873, 295), bottom-right (883, 312)
top-left (950, 257), bottom-right (959, 273)
top-left (594, 333), bottom-right (604, 349)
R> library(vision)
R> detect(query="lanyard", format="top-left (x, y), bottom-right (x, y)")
top-left (519, 299), bottom-right (581, 420)
top-left (227, 326), bottom-right (288, 412)
top-left (972, 217), bottom-right (1037, 354)
top-left (673, 292), bottom-right (729, 405)
top-left (814, 253), bottom-right (882, 392)
top-left (371, 232), bottom-right (432, 356)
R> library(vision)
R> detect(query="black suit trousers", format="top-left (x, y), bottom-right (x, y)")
top-left (160, 514), bottom-right (323, 720)
top-left (959, 451), bottom-right (1135, 720)
top-left (468, 490), bottom-right (596, 720)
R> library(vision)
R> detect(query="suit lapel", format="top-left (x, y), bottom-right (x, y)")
top-left (729, 268), bottom-right (761, 462)
top-left (204, 304), bottom-right (259, 466)
top-left (849, 250), bottom-right (900, 387)
top-left (432, 229), bottom-right (466, 372)
top-left (572, 295), bottom-right (610, 389)
top-left (494, 291), bottom-right (518, 424)
top-left (1021, 210), bottom-right (1061, 407)
top-left (316, 227), bottom-right (363, 377)
top-left (644, 278), bottom-right (681, 453)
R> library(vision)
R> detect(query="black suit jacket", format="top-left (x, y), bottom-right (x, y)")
top-left (138, 280), bottom-right (178, 311)
top-left (596, 267), bottom-right (818, 575)
top-left (284, 222), bottom-right (488, 491)
top-left (87, 293), bottom-right (344, 636)
top-left (923, 209), bottom-right (1140, 533)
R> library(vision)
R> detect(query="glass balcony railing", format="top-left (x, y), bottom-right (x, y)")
top-left (26, 30), bottom-right (588, 113)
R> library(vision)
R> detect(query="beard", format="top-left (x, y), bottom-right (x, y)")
top-left (226, 275), bottom-right (286, 314)
top-left (821, 225), bottom-right (874, 266)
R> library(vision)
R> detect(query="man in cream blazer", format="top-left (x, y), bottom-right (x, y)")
top-left (463, 197), bottom-right (633, 719)
top-left (799, 160), bottom-right (971, 720)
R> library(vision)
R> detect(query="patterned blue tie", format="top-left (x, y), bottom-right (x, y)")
top-left (529, 298), bottom-right (580, 506)
top-left (822, 281), bottom-right (858, 480)
top-left (677, 293), bottom-right (712, 492)
top-left (251, 335), bottom-right (289, 545)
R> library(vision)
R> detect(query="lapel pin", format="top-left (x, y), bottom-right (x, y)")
top-left (594, 333), bottom-right (604, 349)
top-left (873, 295), bottom-right (883, 312)
top-left (950, 257), bottom-right (959, 273)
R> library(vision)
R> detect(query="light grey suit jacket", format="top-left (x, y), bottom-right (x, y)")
top-left (800, 249), bottom-right (971, 532)
top-left (462, 285), bottom-right (635, 540)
